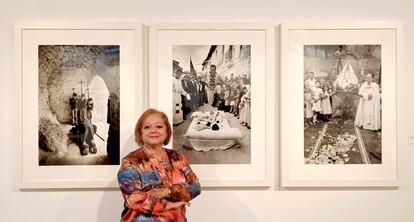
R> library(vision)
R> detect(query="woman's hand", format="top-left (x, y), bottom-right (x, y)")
top-left (164, 201), bottom-right (190, 210)
top-left (148, 187), bottom-right (170, 199)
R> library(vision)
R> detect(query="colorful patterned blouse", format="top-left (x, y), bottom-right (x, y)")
top-left (118, 148), bottom-right (201, 222)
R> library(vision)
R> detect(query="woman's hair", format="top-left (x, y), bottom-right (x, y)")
top-left (134, 108), bottom-right (172, 146)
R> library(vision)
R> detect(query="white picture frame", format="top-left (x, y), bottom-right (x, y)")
top-left (280, 22), bottom-right (401, 187)
top-left (149, 23), bottom-right (275, 187)
top-left (15, 22), bottom-right (144, 189)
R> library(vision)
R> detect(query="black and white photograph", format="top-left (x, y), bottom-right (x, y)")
top-left (303, 45), bottom-right (382, 164)
top-left (172, 45), bottom-right (252, 164)
top-left (38, 45), bottom-right (120, 166)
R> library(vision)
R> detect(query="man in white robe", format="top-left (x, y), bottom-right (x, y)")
top-left (354, 74), bottom-right (381, 130)
top-left (173, 69), bottom-right (188, 125)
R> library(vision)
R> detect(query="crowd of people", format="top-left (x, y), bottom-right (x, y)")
top-left (172, 69), bottom-right (208, 125)
top-left (211, 72), bottom-right (251, 129)
top-left (173, 64), bottom-right (252, 129)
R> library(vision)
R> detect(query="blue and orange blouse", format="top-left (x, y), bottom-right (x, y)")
top-left (118, 148), bottom-right (201, 222)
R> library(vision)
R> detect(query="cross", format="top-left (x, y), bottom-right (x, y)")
top-left (72, 88), bottom-right (75, 94)
top-left (78, 79), bottom-right (85, 94)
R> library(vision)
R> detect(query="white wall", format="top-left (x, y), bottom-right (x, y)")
top-left (1, 0), bottom-right (414, 221)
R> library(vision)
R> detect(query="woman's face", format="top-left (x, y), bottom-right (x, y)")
top-left (141, 114), bottom-right (168, 146)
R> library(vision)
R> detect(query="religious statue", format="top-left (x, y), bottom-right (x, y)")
top-left (334, 45), bottom-right (360, 90)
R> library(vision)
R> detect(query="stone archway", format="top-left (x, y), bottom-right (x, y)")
top-left (38, 45), bottom-right (120, 165)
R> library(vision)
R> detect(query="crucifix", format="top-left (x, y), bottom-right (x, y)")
top-left (78, 79), bottom-right (85, 95)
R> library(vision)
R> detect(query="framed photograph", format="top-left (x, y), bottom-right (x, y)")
top-left (15, 22), bottom-right (144, 188)
top-left (149, 24), bottom-right (274, 187)
top-left (280, 22), bottom-right (401, 187)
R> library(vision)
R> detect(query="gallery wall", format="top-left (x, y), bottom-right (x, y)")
top-left (1, 0), bottom-right (414, 221)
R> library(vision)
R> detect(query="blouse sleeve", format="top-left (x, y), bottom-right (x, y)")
top-left (117, 158), bottom-right (167, 214)
top-left (168, 154), bottom-right (201, 202)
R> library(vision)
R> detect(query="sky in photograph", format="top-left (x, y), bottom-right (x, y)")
top-left (173, 45), bottom-right (211, 72)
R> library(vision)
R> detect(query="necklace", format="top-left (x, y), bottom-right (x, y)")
top-left (143, 147), bottom-right (166, 164)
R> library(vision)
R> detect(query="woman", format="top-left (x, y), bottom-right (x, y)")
top-left (118, 109), bottom-right (201, 222)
